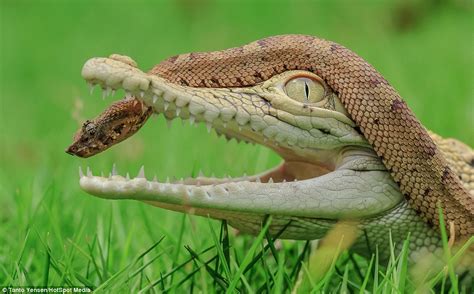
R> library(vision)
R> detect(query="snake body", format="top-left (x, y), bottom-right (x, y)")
top-left (150, 35), bottom-right (473, 237)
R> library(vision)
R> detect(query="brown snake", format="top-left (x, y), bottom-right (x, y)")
top-left (68, 34), bottom-right (473, 237)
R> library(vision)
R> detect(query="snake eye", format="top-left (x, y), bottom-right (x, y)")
top-left (84, 121), bottom-right (97, 136)
top-left (284, 77), bottom-right (325, 103)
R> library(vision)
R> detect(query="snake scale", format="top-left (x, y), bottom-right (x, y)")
top-left (149, 34), bottom-right (473, 237)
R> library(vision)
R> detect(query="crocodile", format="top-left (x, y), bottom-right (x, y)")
top-left (67, 35), bottom-right (474, 265)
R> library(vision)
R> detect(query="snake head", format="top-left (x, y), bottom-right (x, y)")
top-left (66, 98), bottom-right (152, 158)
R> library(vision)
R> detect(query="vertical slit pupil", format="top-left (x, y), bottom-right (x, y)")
top-left (304, 81), bottom-right (310, 101)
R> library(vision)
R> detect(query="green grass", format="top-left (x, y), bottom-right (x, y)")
top-left (1, 0), bottom-right (473, 292)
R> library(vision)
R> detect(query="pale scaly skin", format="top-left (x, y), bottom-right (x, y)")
top-left (74, 38), bottom-right (473, 266)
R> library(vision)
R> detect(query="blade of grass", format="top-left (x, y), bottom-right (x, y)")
top-left (243, 220), bottom-right (293, 275)
top-left (161, 254), bottom-right (220, 293)
top-left (140, 245), bottom-right (216, 292)
top-left (226, 216), bottom-right (273, 293)
top-left (395, 234), bottom-right (410, 293)
top-left (185, 245), bottom-right (229, 290)
top-left (437, 205), bottom-right (458, 293)
top-left (94, 236), bottom-right (165, 292)
top-left (360, 254), bottom-right (374, 293)
top-left (207, 217), bottom-right (231, 280)
top-left (340, 263), bottom-right (350, 294)
top-left (42, 243), bottom-right (51, 286)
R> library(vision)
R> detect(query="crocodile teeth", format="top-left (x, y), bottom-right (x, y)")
top-left (189, 115), bottom-right (195, 125)
top-left (88, 82), bottom-right (95, 95)
top-left (87, 166), bottom-right (92, 177)
top-left (163, 101), bottom-right (169, 111)
top-left (79, 166), bottom-right (84, 178)
top-left (137, 165), bottom-right (146, 178)
top-left (112, 163), bottom-right (118, 176)
top-left (206, 122), bottom-right (212, 133)
top-left (153, 95), bottom-right (158, 104)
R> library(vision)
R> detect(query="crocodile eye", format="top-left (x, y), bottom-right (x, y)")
top-left (284, 77), bottom-right (325, 103)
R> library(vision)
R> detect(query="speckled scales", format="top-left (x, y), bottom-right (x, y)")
top-left (151, 34), bottom-right (473, 236)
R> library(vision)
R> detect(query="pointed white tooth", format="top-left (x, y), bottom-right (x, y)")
top-left (111, 89), bottom-right (116, 96)
top-left (268, 178), bottom-right (274, 183)
top-left (176, 107), bottom-right (181, 116)
top-left (87, 166), bottom-right (92, 177)
top-left (102, 89), bottom-right (107, 100)
top-left (206, 122), bottom-right (212, 133)
top-left (88, 83), bottom-right (94, 95)
top-left (283, 179), bottom-right (287, 183)
top-left (163, 101), bottom-right (169, 111)
top-left (112, 163), bottom-right (117, 176)
top-left (166, 119), bottom-right (172, 129)
top-left (137, 165), bottom-right (145, 178)
top-left (140, 91), bottom-right (145, 98)
top-left (256, 177), bottom-right (261, 183)
top-left (294, 178), bottom-right (298, 182)
top-left (153, 95), bottom-right (158, 104)
top-left (125, 91), bottom-right (133, 100)
top-left (79, 166), bottom-right (84, 178)
top-left (189, 115), bottom-right (195, 125)
top-left (106, 87), bottom-right (112, 97)
top-left (126, 173), bottom-right (130, 180)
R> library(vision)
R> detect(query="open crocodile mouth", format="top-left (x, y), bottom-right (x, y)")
top-left (76, 81), bottom-right (336, 196)
top-left (72, 55), bottom-right (399, 222)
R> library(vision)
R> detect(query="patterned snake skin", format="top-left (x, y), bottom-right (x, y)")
top-left (151, 34), bottom-right (473, 237)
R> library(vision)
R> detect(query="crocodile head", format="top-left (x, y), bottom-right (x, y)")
top-left (71, 54), bottom-right (417, 246)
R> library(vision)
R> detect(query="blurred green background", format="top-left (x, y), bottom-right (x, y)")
top-left (1, 0), bottom-right (473, 289)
